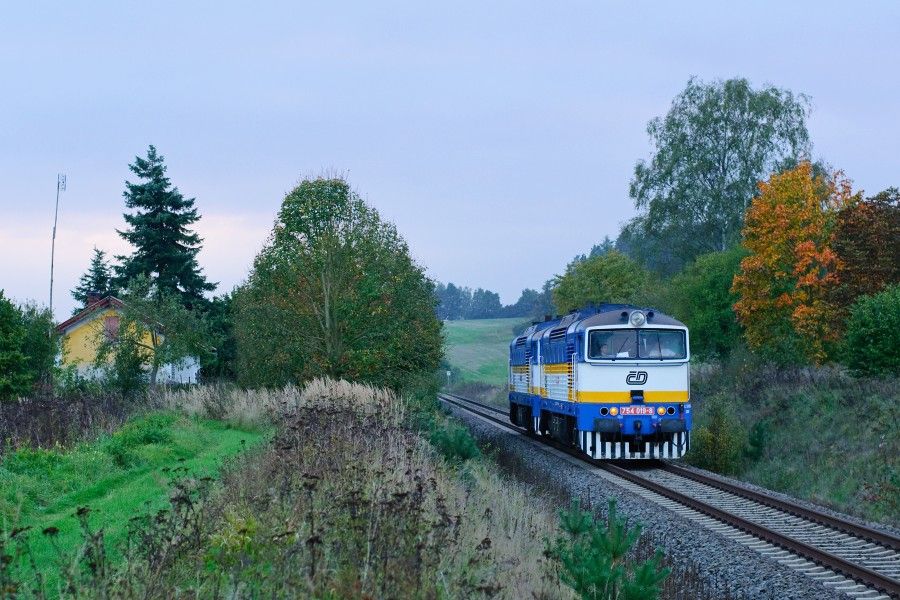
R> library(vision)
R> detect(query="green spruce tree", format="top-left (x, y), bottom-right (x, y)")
top-left (71, 247), bottom-right (115, 311)
top-left (114, 146), bottom-right (215, 307)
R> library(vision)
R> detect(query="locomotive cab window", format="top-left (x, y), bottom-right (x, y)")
top-left (588, 329), bottom-right (686, 360)
top-left (588, 330), bottom-right (637, 359)
top-left (638, 330), bottom-right (686, 359)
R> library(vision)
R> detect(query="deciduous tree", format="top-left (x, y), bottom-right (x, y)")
top-left (469, 288), bottom-right (502, 319)
top-left (17, 301), bottom-right (57, 389)
top-left (732, 162), bottom-right (855, 364)
top-left (832, 187), bottom-right (900, 307)
top-left (0, 291), bottom-right (31, 400)
top-left (627, 77), bottom-right (810, 273)
top-left (666, 246), bottom-right (746, 359)
top-left (97, 277), bottom-right (211, 387)
top-left (435, 282), bottom-right (472, 320)
top-left (234, 177), bottom-right (442, 389)
top-left (552, 251), bottom-right (649, 314)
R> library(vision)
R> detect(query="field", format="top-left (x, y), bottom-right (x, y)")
top-left (443, 318), bottom-right (523, 385)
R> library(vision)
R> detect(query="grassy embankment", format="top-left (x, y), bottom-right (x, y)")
top-left (3, 382), bottom-right (742, 598)
top-left (691, 359), bottom-right (899, 525)
top-left (444, 318), bottom-right (899, 525)
top-left (1, 405), bottom-right (268, 593)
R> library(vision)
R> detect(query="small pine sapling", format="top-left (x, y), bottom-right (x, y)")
top-left (547, 498), bottom-right (669, 600)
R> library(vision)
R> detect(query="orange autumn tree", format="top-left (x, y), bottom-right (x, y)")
top-left (732, 162), bottom-right (857, 364)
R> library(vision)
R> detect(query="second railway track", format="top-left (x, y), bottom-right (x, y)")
top-left (439, 392), bottom-right (900, 599)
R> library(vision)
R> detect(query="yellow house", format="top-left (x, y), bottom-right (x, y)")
top-left (56, 296), bottom-right (200, 383)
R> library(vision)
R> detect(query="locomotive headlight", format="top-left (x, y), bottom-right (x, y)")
top-left (629, 311), bottom-right (646, 327)
top-left (656, 406), bottom-right (666, 416)
top-left (609, 407), bottom-right (619, 416)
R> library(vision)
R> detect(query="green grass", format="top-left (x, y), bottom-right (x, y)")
top-left (1, 411), bottom-right (268, 586)
top-left (443, 318), bottom-right (523, 385)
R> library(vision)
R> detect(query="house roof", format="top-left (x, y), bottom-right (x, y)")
top-left (55, 296), bottom-right (125, 333)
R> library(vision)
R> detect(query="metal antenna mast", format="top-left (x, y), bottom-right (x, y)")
top-left (49, 173), bottom-right (66, 321)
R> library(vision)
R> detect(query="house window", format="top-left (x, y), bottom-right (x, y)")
top-left (104, 315), bottom-right (120, 341)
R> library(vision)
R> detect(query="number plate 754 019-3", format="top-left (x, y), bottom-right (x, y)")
top-left (619, 406), bottom-right (653, 416)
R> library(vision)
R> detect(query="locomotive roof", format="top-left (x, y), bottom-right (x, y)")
top-left (511, 304), bottom-right (685, 347)
top-left (576, 305), bottom-right (685, 329)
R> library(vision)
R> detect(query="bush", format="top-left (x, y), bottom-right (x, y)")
top-left (546, 499), bottom-right (669, 599)
top-left (428, 420), bottom-right (480, 462)
top-left (840, 284), bottom-right (900, 376)
top-left (103, 413), bottom-right (175, 466)
top-left (106, 336), bottom-right (148, 397)
top-left (687, 395), bottom-right (744, 474)
top-left (744, 420), bottom-right (769, 462)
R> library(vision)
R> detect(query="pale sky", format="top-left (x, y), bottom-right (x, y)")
top-left (2, 1), bottom-right (899, 318)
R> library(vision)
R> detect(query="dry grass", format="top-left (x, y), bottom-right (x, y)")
top-left (204, 378), bottom-right (567, 598)
top-left (0, 391), bottom-right (137, 456)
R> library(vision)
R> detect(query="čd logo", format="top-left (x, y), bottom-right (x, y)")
top-left (626, 371), bottom-right (648, 385)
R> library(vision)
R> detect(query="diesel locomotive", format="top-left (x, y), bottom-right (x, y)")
top-left (508, 304), bottom-right (691, 459)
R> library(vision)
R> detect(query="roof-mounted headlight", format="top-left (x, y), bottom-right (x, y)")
top-left (629, 311), bottom-right (646, 327)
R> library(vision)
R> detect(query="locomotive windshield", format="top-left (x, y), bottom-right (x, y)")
top-left (588, 329), bottom-right (686, 360)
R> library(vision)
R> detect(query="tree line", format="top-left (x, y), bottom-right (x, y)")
top-left (1, 151), bottom-right (442, 399)
top-left (2, 75), bottom-right (896, 400)
top-left (433, 282), bottom-right (552, 321)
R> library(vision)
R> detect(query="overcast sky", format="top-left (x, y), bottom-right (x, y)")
top-left (2, 1), bottom-right (899, 318)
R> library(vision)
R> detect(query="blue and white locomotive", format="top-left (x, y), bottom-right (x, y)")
top-left (508, 305), bottom-right (691, 459)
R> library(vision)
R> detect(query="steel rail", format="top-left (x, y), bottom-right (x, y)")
top-left (659, 462), bottom-right (900, 552)
top-left (439, 393), bottom-right (900, 598)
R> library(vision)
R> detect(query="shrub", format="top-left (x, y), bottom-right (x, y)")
top-left (744, 420), bottom-right (769, 462)
top-left (428, 420), bottom-right (480, 462)
top-left (103, 413), bottom-right (175, 466)
top-left (687, 395), bottom-right (744, 474)
top-left (840, 284), bottom-right (900, 376)
top-left (547, 499), bottom-right (669, 600)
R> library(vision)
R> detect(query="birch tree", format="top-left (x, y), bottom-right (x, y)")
top-left (626, 77), bottom-right (811, 273)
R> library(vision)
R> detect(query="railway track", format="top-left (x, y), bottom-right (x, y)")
top-left (439, 392), bottom-right (900, 599)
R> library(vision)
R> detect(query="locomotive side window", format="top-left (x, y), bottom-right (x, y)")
top-left (588, 330), bottom-right (637, 359)
top-left (638, 330), bottom-right (687, 359)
